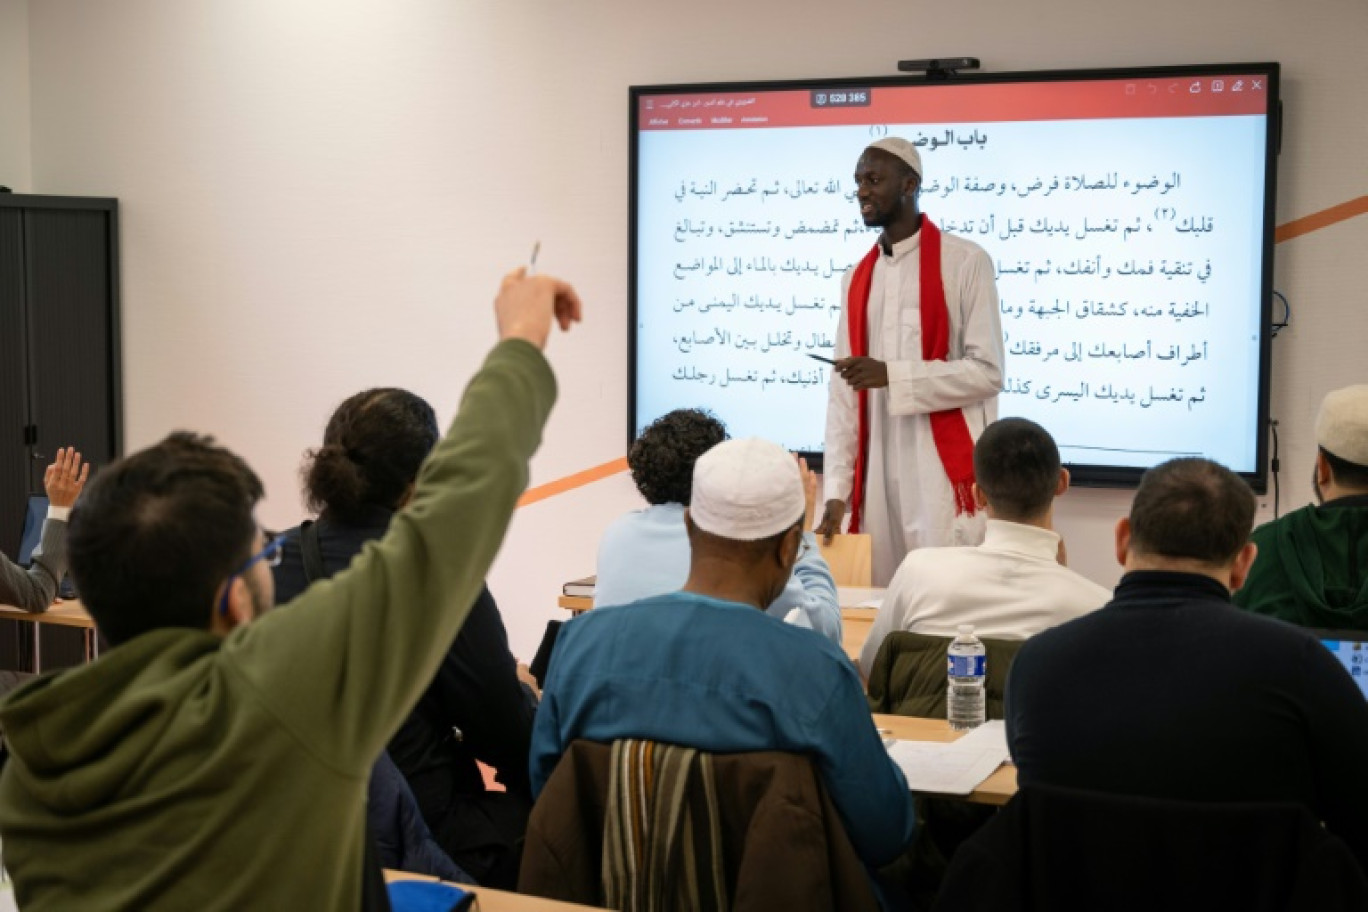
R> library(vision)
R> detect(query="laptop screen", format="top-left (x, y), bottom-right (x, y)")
top-left (17, 495), bottom-right (48, 566)
top-left (1316, 631), bottom-right (1368, 700)
top-left (16, 494), bottom-right (77, 599)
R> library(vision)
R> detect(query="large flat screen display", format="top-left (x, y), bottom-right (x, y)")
top-left (630, 63), bottom-right (1279, 488)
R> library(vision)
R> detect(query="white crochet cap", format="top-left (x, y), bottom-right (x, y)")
top-left (689, 438), bottom-right (805, 541)
top-left (1316, 384), bottom-right (1368, 466)
top-left (865, 136), bottom-right (922, 178)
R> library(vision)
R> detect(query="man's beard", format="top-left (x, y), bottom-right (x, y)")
top-left (863, 200), bottom-right (899, 228)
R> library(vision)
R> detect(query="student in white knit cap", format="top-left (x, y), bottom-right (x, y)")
top-left (530, 437), bottom-right (916, 872)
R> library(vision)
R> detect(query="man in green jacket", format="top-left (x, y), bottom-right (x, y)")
top-left (0, 269), bottom-right (581, 910)
top-left (1235, 384), bottom-right (1368, 630)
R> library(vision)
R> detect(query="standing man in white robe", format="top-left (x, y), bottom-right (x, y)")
top-left (818, 137), bottom-right (1005, 585)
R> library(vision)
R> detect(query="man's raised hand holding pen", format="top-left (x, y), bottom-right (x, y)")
top-left (496, 262), bottom-right (581, 351)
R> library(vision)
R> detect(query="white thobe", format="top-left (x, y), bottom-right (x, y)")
top-left (857, 520), bottom-right (1113, 678)
top-left (823, 228), bottom-right (1005, 585)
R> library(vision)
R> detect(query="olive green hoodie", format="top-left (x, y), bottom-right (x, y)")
top-left (1235, 496), bottom-right (1368, 630)
top-left (0, 340), bottom-right (556, 910)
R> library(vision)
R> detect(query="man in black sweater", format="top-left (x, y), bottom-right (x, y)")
top-left (1006, 457), bottom-right (1368, 866)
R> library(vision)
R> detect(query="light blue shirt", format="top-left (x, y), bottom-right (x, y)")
top-left (594, 503), bottom-right (843, 646)
top-left (530, 592), bottom-right (917, 867)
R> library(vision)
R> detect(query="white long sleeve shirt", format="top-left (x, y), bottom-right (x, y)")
top-left (859, 519), bottom-right (1111, 677)
top-left (824, 228), bottom-right (1005, 584)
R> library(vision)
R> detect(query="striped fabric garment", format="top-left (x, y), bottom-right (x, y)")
top-left (602, 740), bottom-right (727, 912)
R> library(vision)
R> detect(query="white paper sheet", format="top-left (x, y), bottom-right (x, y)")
top-left (886, 720), bottom-right (1010, 795)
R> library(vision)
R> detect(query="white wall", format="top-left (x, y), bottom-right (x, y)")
top-left (0, 0), bottom-right (30, 191)
top-left (23, 0), bottom-right (1368, 657)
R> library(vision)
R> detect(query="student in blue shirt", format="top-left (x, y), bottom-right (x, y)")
top-left (594, 409), bottom-right (842, 645)
top-left (535, 437), bottom-right (915, 869)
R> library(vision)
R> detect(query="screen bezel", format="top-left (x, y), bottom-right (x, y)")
top-left (628, 62), bottom-right (1280, 493)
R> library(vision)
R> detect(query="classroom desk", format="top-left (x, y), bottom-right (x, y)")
top-left (560, 587), bottom-right (886, 663)
top-left (557, 594), bottom-right (591, 614)
top-left (0, 601), bottom-right (99, 671)
top-left (874, 713), bottom-right (1017, 806)
top-left (384, 870), bottom-right (609, 911)
top-left (836, 586), bottom-right (883, 661)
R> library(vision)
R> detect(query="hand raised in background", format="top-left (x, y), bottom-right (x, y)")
top-left (796, 456), bottom-right (818, 532)
top-left (44, 447), bottom-right (90, 509)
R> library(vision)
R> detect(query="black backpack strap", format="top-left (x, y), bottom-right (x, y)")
top-left (529, 620), bottom-right (563, 690)
top-left (300, 520), bottom-right (328, 583)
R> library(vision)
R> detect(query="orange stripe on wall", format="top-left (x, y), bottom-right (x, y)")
top-left (1275, 196), bottom-right (1368, 243)
top-left (517, 195), bottom-right (1368, 508)
top-left (517, 457), bottom-right (629, 507)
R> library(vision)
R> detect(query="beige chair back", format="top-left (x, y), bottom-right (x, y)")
top-left (817, 533), bottom-right (872, 587)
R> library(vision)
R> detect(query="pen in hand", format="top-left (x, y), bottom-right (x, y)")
top-left (527, 241), bottom-right (541, 277)
top-left (808, 353), bottom-right (836, 365)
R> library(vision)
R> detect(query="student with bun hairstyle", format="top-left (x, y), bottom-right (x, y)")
top-left (275, 387), bottom-right (536, 888)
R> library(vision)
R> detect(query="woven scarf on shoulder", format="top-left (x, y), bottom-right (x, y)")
top-left (603, 739), bottom-right (727, 912)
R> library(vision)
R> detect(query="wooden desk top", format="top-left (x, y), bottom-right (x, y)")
top-left (559, 594), bottom-right (591, 613)
top-left (0, 601), bottom-right (95, 629)
top-left (873, 713), bottom-right (1017, 806)
top-left (384, 871), bottom-right (609, 910)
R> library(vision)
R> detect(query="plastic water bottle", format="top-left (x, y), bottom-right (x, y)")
top-left (947, 624), bottom-right (986, 730)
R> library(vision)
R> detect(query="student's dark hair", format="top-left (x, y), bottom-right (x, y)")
top-left (1321, 446), bottom-right (1368, 489)
top-left (303, 388), bottom-right (439, 522)
top-left (628, 409), bottom-right (728, 506)
top-left (1128, 458), bottom-right (1255, 566)
top-left (68, 432), bottom-right (264, 646)
top-left (973, 418), bottom-right (1060, 521)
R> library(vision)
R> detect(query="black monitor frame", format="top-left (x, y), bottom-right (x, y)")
top-left (628, 62), bottom-right (1280, 492)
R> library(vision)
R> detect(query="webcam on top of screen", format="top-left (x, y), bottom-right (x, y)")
top-left (897, 58), bottom-right (982, 79)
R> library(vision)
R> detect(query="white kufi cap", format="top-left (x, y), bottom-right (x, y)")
top-left (865, 136), bottom-right (922, 178)
top-left (689, 438), bottom-right (805, 541)
top-left (1316, 384), bottom-right (1368, 466)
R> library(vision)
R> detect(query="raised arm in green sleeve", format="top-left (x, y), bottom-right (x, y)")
top-left (226, 339), bottom-right (557, 775)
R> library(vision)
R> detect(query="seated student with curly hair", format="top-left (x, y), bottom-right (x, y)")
top-left (274, 387), bottom-right (535, 888)
top-left (593, 408), bottom-right (841, 645)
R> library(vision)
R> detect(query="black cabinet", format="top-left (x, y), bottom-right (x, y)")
top-left (0, 194), bottom-right (121, 670)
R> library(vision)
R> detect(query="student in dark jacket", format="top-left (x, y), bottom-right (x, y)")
top-left (274, 387), bottom-right (536, 888)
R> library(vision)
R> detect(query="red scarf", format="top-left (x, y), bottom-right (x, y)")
top-left (845, 217), bottom-right (978, 533)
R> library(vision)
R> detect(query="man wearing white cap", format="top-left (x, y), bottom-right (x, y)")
top-left (819, 137), bottom-right (1005, 585)
top-left (530, 437), bottom-right (916, 869)
top-left (1234, 384), bottom-right (1368, 629)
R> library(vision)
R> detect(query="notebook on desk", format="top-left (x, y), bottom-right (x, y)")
top-left (562, 575), bottom-right (596, 598)
top-left (17, 494), bottom-right (77, 600)
top-left (1313, 629), bottom-right (1368, 700)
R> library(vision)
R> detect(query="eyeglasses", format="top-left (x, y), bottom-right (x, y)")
top-left (217, 531), bottom-right (286, 617)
